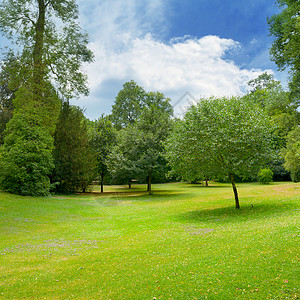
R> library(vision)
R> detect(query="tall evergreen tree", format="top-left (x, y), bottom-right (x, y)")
top-left (0, 0), bottom-right (93, 195)
top-left (52, 102), bottom-right (96, 193)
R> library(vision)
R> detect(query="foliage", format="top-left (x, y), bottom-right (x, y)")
top-left (268, 0), bottom-right (300, 104)
top-left (51, 102), bottom-right (96, 193)
top-left (246, 73), bottom-right (299, 146)
top-left (0, 0), bottom-right (94, 99)
top-left (110, 80), bottom-right (147, 129)
top-left (0, 0), bottom-right (93, 195)
top-left (166, 96), bottom-right (275, 208)
top-left (89, 115), bottom-right (116, 192)
top-left (0, 111), bottom-right (54, 196)
top-left (110, 80), bottom-right (173, 130)
top-left (281, 126), bottom-right (300, 182)
top-left (0, 51), bottom-right (17, 144)
top-left (108, 103), bottom-right (173, 193)
top-left (257, 168), bottom-right (274, 184)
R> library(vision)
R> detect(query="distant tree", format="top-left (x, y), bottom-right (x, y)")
top-left (247, 73), bottom-right (299, 143)
top-left (257, 168), bottom-right (274, 184)
top-left (108, 103), bottom-right (173, 194)
top-left (281, 126), bottom-right (300, 182)
top-left (166, 96), bottom-right (275, 209)
top-left (110, 81), bottom-right (173, 130)
top-left (246, 73), bottom-right (299, 180)
top-left (90, 115), bottom-right (116, 193)
top-left (51, 102), bottom-right (96, 193)
top-left (268, 0), bottom-right (300, 105)
top-left (110, 80), bottom-right (147, 129)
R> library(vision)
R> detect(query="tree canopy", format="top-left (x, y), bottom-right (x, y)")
top-left (166, 96), bottom-right (275, 208)
top-left (268, 0), bottom-right (300, 104)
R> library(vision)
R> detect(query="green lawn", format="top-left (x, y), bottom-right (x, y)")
top-left (0, 182), bottom-right (299, 299)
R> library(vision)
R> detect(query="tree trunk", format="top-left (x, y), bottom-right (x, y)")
top-left (33, 0), bottom-right (46, 100)
top-left (100, 172), bottom-right (104, 193)
top-left (128, 180), bottom-right (132, 189)
top-left (147, 171), bottom-right (152, 194)
top-left (230, 174), bottom-right (240, 209)
top-left (205, 177), bottom-right (208, 187)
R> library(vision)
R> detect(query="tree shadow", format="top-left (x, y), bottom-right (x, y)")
top-left (178, 202), bottom-right (296, 224)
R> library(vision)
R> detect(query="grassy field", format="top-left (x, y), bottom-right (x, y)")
top-left (0, 182), bottom-right (299, 299)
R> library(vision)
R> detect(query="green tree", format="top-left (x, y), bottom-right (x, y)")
top-left (166, 96), bottom-right (275, 209)
top-left (110, 81), bottom-right (173, 130)
top-left (0, 111), bottom-right (54, 196)
top-left (257, 168), bottom-right (274, 184)
top-left (165, 118), bottom-right (213, 185)
top-left (281, 126), bottom-right (300, 182)
top-left (108, 103), bottom-right (173, 194)
top-left (246, 73), bottom-right (299, 180)
top-left (90, 115), bottom-right (116, 193)
top-left (0, 0), bottom-right (93, 195)
top-left (0, 0), bottom-right (93, 100)
top-left (110, 80), bottom-right (147, 129)
top-left (268, 0), bottom-right (300, 104)
top-left (247, 73), bottom-right (299, 143)
top-left (52, 102), bottom-right (96, 193)
top-left (0, 52), bottom-right (16, 144)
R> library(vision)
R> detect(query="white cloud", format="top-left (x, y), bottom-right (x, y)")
top-left (73, 0), bottom-right (271, 119)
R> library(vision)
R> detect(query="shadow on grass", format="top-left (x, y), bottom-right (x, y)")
top-left (178, 202), bottom-right (296, 224)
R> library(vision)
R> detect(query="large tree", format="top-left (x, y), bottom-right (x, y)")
top-left (0, 0), bottom-right (93, 195)
top-left (108, 102), bottom-right (173, 194)
top-left (51, 102), bottom-right (96, 193)
top-left (166, 96), bottom-right (275, 209)
top-left (0, 0), bottom-right (93, 100)
top-left (268, 0), bottom-right (300, 105)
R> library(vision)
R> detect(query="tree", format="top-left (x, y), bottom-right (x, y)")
top-left (108, 103), bottom-right (173, 194)
top-left (0, 111), bottom-right (55, 196)
top-left (246, 73), bottom-right (299, 180)
top-left (51, 102), bottom-right (96, 193)
top-left (110, 80), bottom-right (147, 129)
top-left (281, 126), bottom-right (300, 182)
top-left (0, 52), bottom-right (16, 144)
top-left (166, 96), bottom-right (275, 209)
top-left (268, 0), bottom-right (300, 105)
top-left (90, 115), bottom-right (116, 193)
top-left (165, 118), bottom-right (213, 186)
top-left (110, 81), bottom-right (173, 130)
top-left (0, 0), bottom-right (93, 195)
top-left (0, 0), bottom-right (93, 100)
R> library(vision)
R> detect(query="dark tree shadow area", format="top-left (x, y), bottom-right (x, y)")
top-left (177, 202), bottom-right (296, 224)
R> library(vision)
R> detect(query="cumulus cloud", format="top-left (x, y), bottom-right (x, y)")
top-left (73, 0), bottom-right (271, 119)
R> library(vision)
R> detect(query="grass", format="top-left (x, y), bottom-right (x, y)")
top-left (0, 181), bottom-right (299, 299)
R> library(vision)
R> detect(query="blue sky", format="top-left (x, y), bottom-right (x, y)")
top-left (0, 0), bottom-right (286, 119)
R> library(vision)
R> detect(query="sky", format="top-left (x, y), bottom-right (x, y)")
top-left (0, 0), bottom-right (286, 119)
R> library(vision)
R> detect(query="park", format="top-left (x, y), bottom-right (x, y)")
top-left (0, 0), bottom-right (299, 299)
top-left (0, 181), bottom-right (299, 299)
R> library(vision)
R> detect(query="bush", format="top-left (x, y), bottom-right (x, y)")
top-left (0, 113), bottom-right (54, 196)
top-left (257, 168), bottom-right (273, 184)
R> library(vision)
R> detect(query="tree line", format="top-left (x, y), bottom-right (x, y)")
top-left (0, 0), bottom-right (299, 209)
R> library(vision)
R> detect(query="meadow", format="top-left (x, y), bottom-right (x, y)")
top-left (0, 182), bottom-right (299, 299)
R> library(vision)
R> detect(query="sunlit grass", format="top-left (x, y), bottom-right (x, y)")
top-left (0, 182), bottom-right (299, 299)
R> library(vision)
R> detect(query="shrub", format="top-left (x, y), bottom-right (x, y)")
top-left (257, 168), bottom-right (273, 184)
